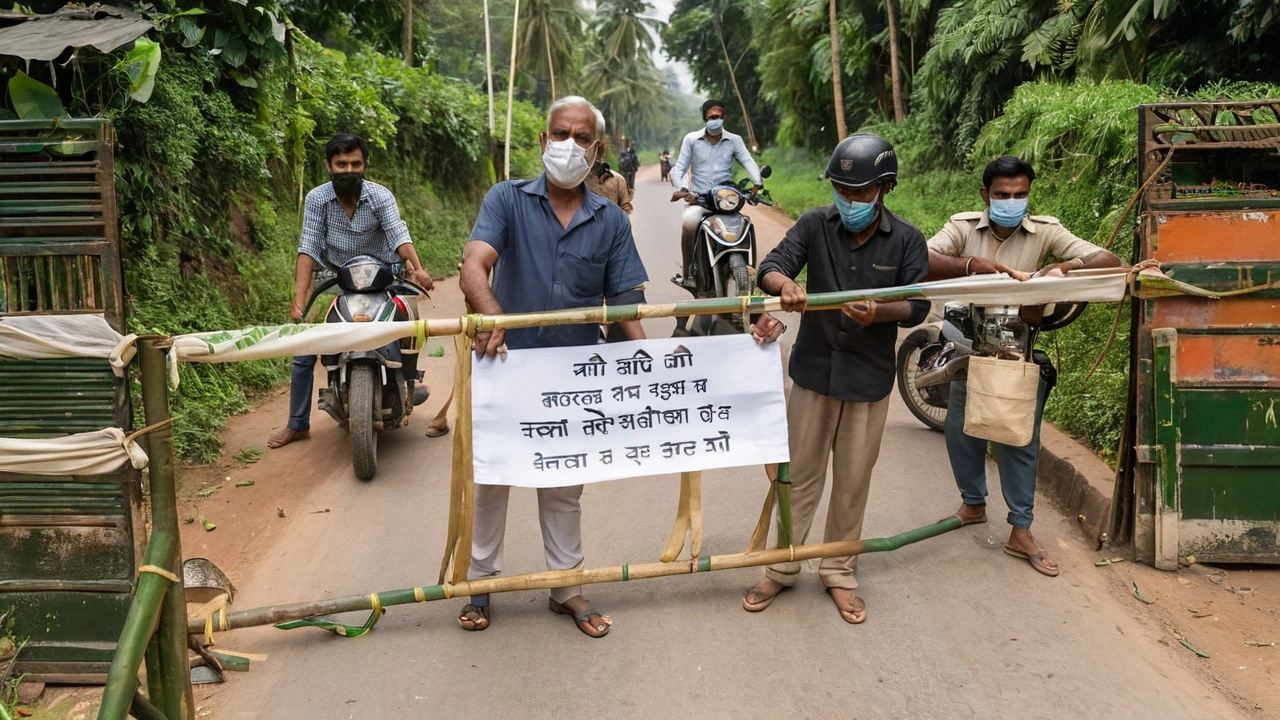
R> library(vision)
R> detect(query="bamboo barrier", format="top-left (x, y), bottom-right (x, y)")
top-left (188, 516), bottom-right (961, 636)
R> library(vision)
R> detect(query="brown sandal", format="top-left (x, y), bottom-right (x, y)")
top-left (742, 577), bottom-right (789, 612)
top-left (457, 604), bottom-right (489, 631)
top-left (827, 587), bottom-right (867, 624)
top-left (549, 597), bottom-right (611, 638)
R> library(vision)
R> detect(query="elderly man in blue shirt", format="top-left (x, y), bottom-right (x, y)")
top-left (456, 96), bottom-right (649, 638)
top-left (668, 98), bottom-right (763, 290)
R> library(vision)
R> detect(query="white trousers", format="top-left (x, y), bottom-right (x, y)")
top-left (467, 484), bottom-right (584, 604)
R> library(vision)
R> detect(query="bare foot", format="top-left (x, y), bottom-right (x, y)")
top-left (457, 604), bottom-right (489, 631)
top-left (827, 587), bottom-right (866, 624)
top-left (267, 428), bottom-right (309, 449)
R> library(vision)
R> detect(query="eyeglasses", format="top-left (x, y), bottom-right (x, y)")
top-left (706, 114), bottom-right (723, 120)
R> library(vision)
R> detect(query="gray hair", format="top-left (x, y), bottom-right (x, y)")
top-left (546, 96), bottom-right (606, 140)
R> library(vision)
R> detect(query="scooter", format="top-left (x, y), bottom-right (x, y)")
top-left (895, 300), bottom-right (1086, 431)
top-left (302, 256), bottom-right (431, 480)
top-left (672, 165), bottom-right (774, 336)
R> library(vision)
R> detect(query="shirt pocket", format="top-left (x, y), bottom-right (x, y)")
top-left (556, 250), bottom-right (608, 305)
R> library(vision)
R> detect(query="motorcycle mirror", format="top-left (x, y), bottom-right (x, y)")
top-left (760, 165), bottom-right (772, 179)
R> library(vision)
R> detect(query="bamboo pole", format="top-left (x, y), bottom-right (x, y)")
top-left (776, 463), bottom-right (794, 547)
top-left (189, 517), bottom-right (962, 635)
top-left (96, 533), bottom-right (175, 720)
top-left (138, 338), bottom-right (194, 720)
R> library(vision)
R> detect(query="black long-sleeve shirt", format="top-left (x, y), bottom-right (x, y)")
top-left (757, 205), bottom-right (930, 402)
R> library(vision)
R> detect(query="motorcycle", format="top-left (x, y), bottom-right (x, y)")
top-left (896, 300), bottom-right (1087, 431)
top-left (302, 256), bottom-right (431, 480)
top-left (672, 165), bottom-right (774, 336)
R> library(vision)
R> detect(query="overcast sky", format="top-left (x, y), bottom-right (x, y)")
top-left (649, 0), bottom-right (695, 95)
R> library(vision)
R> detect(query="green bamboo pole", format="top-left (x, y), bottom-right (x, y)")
top-left (188, 516), bottom-right (962, 635)
top-left (776, 463), bottom-right (793, 547)
top-left (138, 338), bottom-right (193, 720)
top-left (96, 532), bottom-right (175, 720)
top-left (143, 633), bottom-right (165, 714)
top-left (130, 688), bottom-right (168, 720)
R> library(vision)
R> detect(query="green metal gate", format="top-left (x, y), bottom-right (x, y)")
top-left (1127, 100), bottom-right (1280, 568)
top-left (0, 119), bottom-right (142, 681)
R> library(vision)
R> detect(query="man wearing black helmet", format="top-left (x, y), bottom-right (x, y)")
top-left (741, 134), bottom-right (929, 624)
top-left (668, 99), bottom-right (763, 290)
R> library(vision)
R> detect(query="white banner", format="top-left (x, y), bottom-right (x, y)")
top-left (471, 335), bottom-right (789, 488)
top-left (0, 428), bottom-right (148, 476)
top-left (0, 314), bottom-right (137, 376)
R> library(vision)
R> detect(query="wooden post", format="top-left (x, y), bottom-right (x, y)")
top-left (829, 0), bottom-right (847, 138)
top-left (505, 0), bottom-right (521, 180)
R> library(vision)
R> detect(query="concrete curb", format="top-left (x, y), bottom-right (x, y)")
top-left (1037, 422), bottom-right (1114, 544)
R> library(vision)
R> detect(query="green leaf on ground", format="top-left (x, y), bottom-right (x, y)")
top-left (233, 447), bottom-right (264, 464)
top-left (198, 514), bottom-right (217, 531)
top-left (1179, 637), bottom-right (1210, 658)
top-left (197, 484), bottom-right (222, 498)
top-left (235, 480), bottom-right (255, 487)
top-left (428, 344), bottom-right (446, 357)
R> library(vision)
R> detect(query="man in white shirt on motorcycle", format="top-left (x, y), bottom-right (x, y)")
top-left (668, 99), bottom-right (764, 290)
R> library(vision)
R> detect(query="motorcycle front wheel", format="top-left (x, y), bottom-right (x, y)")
top-left (723, 254), bottom-right (753, 331)
top-left (895, 329), bottom-right (949, 432)
top-left (348, 364), bottom-right (379, 480)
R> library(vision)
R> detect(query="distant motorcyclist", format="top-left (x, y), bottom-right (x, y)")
top-left (668, 98), bottom-right (763, 290)
top-left (659, 148), bottom-right (672, 182)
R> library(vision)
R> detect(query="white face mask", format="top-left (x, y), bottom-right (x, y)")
top-left (542, 138), bottom-right (594, 189)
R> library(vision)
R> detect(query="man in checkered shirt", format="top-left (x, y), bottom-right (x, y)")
top-left (268, 133), bottom-right (435, 449)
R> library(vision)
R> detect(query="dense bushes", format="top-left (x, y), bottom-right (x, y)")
top-left (105, 30), bottom-right (542, 461)
top-left (758, 80), bottom-right (1280, 462)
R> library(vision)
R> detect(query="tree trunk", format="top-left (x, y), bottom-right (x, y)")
top-left (713, 15), bottom-right (758, 151)
top-left (403, 0), bottom-right (413, 66)
top-left (829, 0), bottom-right (847, 139)
top-left (886, 0), bottom-right (906, 123)
top-left (506, 0), bottom-right (521, 180)
top-left (484, 0), bottom-right (495, 135)
top-left (543, 18), bottom-right (556, 99)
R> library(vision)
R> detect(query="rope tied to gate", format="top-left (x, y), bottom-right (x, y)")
top-left (137, 564), bottom-right (180, 583)
top-left (124, 416), bottom-right (175, 446)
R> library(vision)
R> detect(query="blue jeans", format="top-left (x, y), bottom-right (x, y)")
top-left (287, 355), bottom-right (317, 432)
top-left (944, 378), bottom-right (1048, 529)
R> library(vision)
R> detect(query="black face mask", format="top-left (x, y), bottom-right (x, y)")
top-left (331, 171), bottom-right (364, 195)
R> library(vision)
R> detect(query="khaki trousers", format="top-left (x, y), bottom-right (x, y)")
top-left (468, 484), bottom-right (584, 605)
top-left (765, 385), bottom-right (890, 591)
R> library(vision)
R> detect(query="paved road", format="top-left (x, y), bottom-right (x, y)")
top-left (196, 166), bottom-right (1241, 719)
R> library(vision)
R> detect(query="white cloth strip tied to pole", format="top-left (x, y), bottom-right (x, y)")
top-left (0, 314), bottom-right (137, 377)
top-left (0, 428), bottom-right (148, 476)
top-left (165, 270), bottom-right (1138, 367)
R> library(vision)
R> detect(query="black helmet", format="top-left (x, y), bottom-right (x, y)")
top-left (824, 133), bottom-right (897, 188)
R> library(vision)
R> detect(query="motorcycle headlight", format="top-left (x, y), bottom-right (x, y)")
top-left (713, 187), bottom-right (745, 213)
top-left (338, 256), bottom-right (394, 292)
top-left (344, 293), bottom-right (387, 321)
top-left (346, 263), bottom-right (380, 291)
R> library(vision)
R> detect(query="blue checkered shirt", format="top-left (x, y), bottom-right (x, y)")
top-left (297, 180), bottom-right (412, 270)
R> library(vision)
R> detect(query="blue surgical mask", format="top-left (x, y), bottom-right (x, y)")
top-left (833, 188), bottom-right (879, 232)
top-left (988, 198), bottom-right (1028, 228)
top-left (705, 118), bottom-right (724, 133)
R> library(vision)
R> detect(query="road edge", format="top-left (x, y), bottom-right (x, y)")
top-left (1037, 422), bottom-right (1113, 546)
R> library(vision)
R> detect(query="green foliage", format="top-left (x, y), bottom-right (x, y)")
top-left (7, 70), bottom-right (65, 118)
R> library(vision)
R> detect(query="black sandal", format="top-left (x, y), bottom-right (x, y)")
top-left (549, 598), bottom-right (611, 638)
top-left (457, 604), bottom-right (489, 631)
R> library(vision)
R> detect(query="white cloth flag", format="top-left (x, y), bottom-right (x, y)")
top-left (0, 428), bottom-right (148, 476)
top-left (471, 335), bottom-right (790, 488)
top-left (170, 321), bottom-right (420, 364)
top-left (0, 314), bottom-right (137, 376)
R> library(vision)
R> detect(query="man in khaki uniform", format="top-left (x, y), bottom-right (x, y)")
top-left (585, 157), bottom-right (634, 214)
top-left (926, 155), bottom-right (1121, 577)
